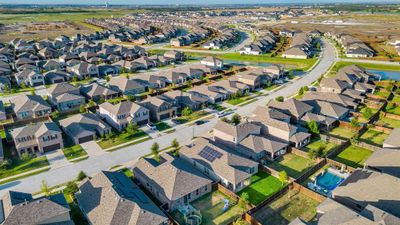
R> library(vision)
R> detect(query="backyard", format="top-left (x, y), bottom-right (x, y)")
top-left (171, 191), bottom-right (244, 225)
top-left (266, 153), bottom-right (316, 179)
top-left (329, 127), bottom-right (357, 139)
top-left (359, 128), bottom-right (389, 146)
top-left (302, 138), bottom-right (338, 157)
top-left (375, 116), bottom-right (400, 128)
top-left (333, 145), bottom-right (373, 168)
top-left (62, 145), bottom-right (88, 161)
top-left (385, 102), bottom-right (400, 115)
top-left (238, 171), bottom-right (283, 206)
top-left (97, 130), bottom-right (149, 149)
top-left (252, 191), bottom-right (319, 225)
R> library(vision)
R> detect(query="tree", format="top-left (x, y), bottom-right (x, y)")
top-left (316, 41), bottom-right (321, 50)
top-left (79, 104), bottom-right (85, 113)
top-left (361, 107), bottom-right (373, 119)
top-left (307, 120), bottom-right (320, 134)
top-left (171, 138), bottom-right (179, 152)
top-left (182, 107), bottom-right (192, 117)
top-left (77, 171), bottom-right (87, 181)
top-left (20, 83), bottom-right (27, 89)
top-left (278, 171), bottom-right (288, 185)
top-left (308, 146), bottom-right (325, 159)
top-left (20, 152), bottom-right (31, 161)
top-left (72, 75), bottom-right (78, 83)
top-left (350, 117), bottom-right (360, 129)
top-left (88, 100), bottom-right (96, 107)
top-left (64, 181), bottom-right (79, 197)
top-left (98, 96), bottom-right (105, 104)
top-left (125, 74), bottom-right (130, 79)
top-left (126, 122), bottom-right (139, 135)
top-left (231, 113), bottom-right (241, 125)
top-left (151, 142), bottom-right (160, 162)
top-left (238, 192), bottom-right (249, 211)
top-left (127, 94), bottom-right (135, 101)
top-left (275, 96), bottom-right (284, 102)
top-left (303, 86), bottom-right (309, 92)
top-left (30, 90), bottom-right (36, 96)
top-left (51, 110), bottom-right (60, 119)
top-left (221, 117), bottom-right (230, 123)
top-left (106, 75), bottom-right (111, 82)
top-left (298, 87), bottom-right (304, 96)
top-left (41, 180), bottom-right (50, 196)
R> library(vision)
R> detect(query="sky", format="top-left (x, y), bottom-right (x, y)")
top-left (1, 0), bottom-right (399, 5)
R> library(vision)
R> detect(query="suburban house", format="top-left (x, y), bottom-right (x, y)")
top-left (11, 121), bottom-right (63, 157)
top-left (98, 100), bottom-right (150, 130)
top-left (159, 90), bottom-right (207, 111)
top-left (59, 113), bottom-right (112, 144)
top-left (188, 85), bottom-right (226, 104)
top-left (180, 137), bottom-right (258, 193)
top-left (302, 92), bottom-right (358, 110)
top-left (69, 62), bottom-right (99, 79)
top-left (0, 77), bottom-right (11, 92)
top-left (365, 148), bottom-right (400, 178)
top-left (15, 69), bottom-right (45, 87)
top-left (139, 96), bottom-right (177, 121)
top-left (108, 76), bottom-right (146, 96)
top-left (76, 171), bottom-right (169, 225)
top-left (11, 95), bottom-right (52, 120)
top-left (133, 153), bottom-right (213, 211)
top-left (200, 56), bottom-right (224, 69)
top-left (383, 128), bottom-right (400, 149)
top-left (213, 120), bottom-right (261, 145)
top-left (80, 83), bottom-right (119, 102)
top-left (0, 191), bottom-right (73, 225)
top-left (268, 98), bottom-right (313, 123)
top-left (164, 50), bottom-right (185, 62)
top-left (47, 83), bottom-right (86, 111)
top-left (319, 77), bottom-right (351, 93)
top-left (43, 70), bottom-right (71, 84)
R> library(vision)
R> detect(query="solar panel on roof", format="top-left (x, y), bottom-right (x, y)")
top-left (198, 146), bottom-right (222, 162)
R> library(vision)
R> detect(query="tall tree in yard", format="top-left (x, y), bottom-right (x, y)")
top-left (151, 142), bottom-right (160, 162)
top-left (278, 171), bottom-right (288, 185)
top-left (307, 120), bottom-right (319, 134)
top-left (231, 113), bottom-right (241, 125)
top-left (171, 138), bottom-right (179, 154)
top-left (126, 122), bottom-right (139, 135)
top-left (41, 180), bottom-right (50, 197)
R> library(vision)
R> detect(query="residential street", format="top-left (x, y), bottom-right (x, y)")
top-left (0, 38), bottom-right (337, 196)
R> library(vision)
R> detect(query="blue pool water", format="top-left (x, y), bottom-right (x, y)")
top-left (367, 69), bottom-right (400, 81)
top-left (315, 170), bottom-right (344, 191)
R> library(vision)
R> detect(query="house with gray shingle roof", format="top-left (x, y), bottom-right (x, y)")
top-left (69, 62), bottom-right (99, 79)
top-left (76, 171), bottom-right (169, 225)
top-left (159, 90), bottom-right (207, 111)
top-left (98, 101), bottom-right (150, 131)
top-left (365, 148), bottom-right (400, 178)
top-left (15, 69), bottom-right (45, 87)
top-left (108, 76), bottom-right (146, 96)
top-left (268, 98), bottom-right (313, 123)
top-left (319, 77), bottom-right (351, 94)
top-left (0, 191), bottom-right (73, 225)
top-left (180, 137), bottom-right (258, 193)
top-left (11, 121), bottom-right (63, 157)
top-left (383, 128), bottom-right (400, 149)
top-left (47, 83), bottom-right (85, 112)
top-left (213, 120), bottom-right (261, 145)
top-left (80, 83), bottom-right (118, 102)
top-left (59, 113), bottom-right (111, 144)
top-left (139, 96), bottom-right (177, 122)
top-left (133, 153), bottom-right (212, 211)
top-left (11, 95), bottom-right (51, 120)
top-left (238, 134), bottom-right (289, 161)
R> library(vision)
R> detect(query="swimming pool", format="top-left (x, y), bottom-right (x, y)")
top-left (308, 168), bottom-right (348, 197)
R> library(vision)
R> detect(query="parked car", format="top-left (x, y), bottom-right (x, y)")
top-left (147, 122), bottom-right (157, 130)
top-left (195, 120), bottom-right (207, 125)
top-left (217, 111), bottom-right (226, 118)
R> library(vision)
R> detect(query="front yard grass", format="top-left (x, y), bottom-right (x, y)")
top-left (176, 110), bottom-right (209, 124)
top-left (226, 95), bottom-right (253, 105)
top-left (302, 138), bottom-right (338, 157)
top-left (62, 145), bottom-right (88, 161)
top-left (97, 130), bottom-right (148, 149)
top-left (0, 154), bottom-right (49, 179)
top-left (238, 171), bottom-right (283, 206)
top-left (154, 122), bottom-right (172, 131)
top-left (375, 116), bottom-right (400, 128)
top-left (333, 145), bottom-right (373, 168)
top-left (359, 129), bottom-right (389, 146)
top-left (252, 191), bottom-right (319, 225)
top-left (171, 191), bottom-right (244, 225)
top-left (266, 153), bottom-right (316, 179)
top-left (329, 127), bottom-right (357, 139)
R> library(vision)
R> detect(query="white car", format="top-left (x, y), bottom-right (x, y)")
top-left (217, 111), bottom-right (226, 118)
top-left (147, 122), bottom-right (157, 130)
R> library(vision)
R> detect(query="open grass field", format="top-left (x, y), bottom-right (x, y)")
top-left (171, 191), bottom-right (244, 225)
top-left (253, 191), bottom-right (319, 225)
top-left (333, 145), bottom-right (373, 168)
top-left (238, 171), bottom-right (284, 206)
top-left (266, 153), bottom-right (316, 179)
top-left (359, 129), bottom-right (389, 146)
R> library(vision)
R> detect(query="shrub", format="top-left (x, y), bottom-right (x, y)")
top-left (64, 181), bottom-right (79, 197)
top-left (20, 152), bottom-right (32, 161)
top-left (77, 171), bottom-right (87, 181)
top-left (275, 96), bottom-right (284, 102)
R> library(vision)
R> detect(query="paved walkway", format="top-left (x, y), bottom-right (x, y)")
top-left (45, 150), bottom-right (70, 169)
top-left (0, 38), bottom-right (337, 196)
top-left (80, 141), bottom-right (106, 157)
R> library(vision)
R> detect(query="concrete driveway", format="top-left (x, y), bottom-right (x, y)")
top-left (80, 141), bottom-right (106, 157)
top-left (45, 150), bottom-right (70, 169)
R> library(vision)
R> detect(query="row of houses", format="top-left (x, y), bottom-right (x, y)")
top-left (202, 27), bottom-right (240, 50)
top-left (239, 30), bottom-right (278, 55)
top-left (328, 32), bottom-right (375, 58)
top-left (282, 32), bottom-right (315, 59)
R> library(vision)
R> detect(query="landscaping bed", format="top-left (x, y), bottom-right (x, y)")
top-left (266, 153), bottom-right (316, 179)
top-left (252, 191), bottom-right (319, 225)
top-left (332, 145), bottom-right (373, 168)
top-left (329, 127), bottom-right (357, 139)
top-left (62, 145), bottom-right (88, 161)
top-left (359, 128), bottom-right (389, 146)
top-left (97, 130), bottom-right (149, 149)
top-left (171, 191), bottom-right (243, 225)
top-left (238, 171), bottom-right (283, 206)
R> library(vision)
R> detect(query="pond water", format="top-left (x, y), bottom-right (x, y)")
top-left (368, 69), bottom-right (400, 81)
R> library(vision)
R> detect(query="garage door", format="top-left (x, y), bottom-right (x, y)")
top-left (32, 82), bottom-right (43, 87)
top-left (43, 143), bottom-right (61, 152)
top-left (159, 113), bottom-right (170, 120)
top-left (78, 135), bottom-right (94, 144)
top-left (136, 119), bottom-right (148, 126)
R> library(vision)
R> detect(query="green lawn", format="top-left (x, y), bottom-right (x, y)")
top-left (154, 122), bottom-right (172, 131)
top-left (62, 145), bottom-right (88, 161)
top-left (97, 130), bottom-right (148, 149)
top-left (226, 95), bottom-right (253, 105)
top-left (329, 127), bottom-right (357, 139)
top-left (303, 138), bottom-right (338, 157)
top-left (208, 104), bottom-right (226, 112)
top-left (238, 172), bottom-right (283, 206)
top-left (171, 191), bottom-right (244, 225)
top-left (385, 102), bottom-right (400, 115)
top-left (0, 155), bottom-right (49, 179)
top-left (359, 129), bottom-right (389, 146)
top-left (266, 153), bottom-right (316, 179)
top-left (373, 90), bottom-right (391, 99)
top-left (375, 116), bottom-right (400, 128)
top-left (253, 191), bottom-right (319, 225)
top-left (333, 145), bottom-right (373, 168)
top-left (176, 110), bottom-right (209, 124)
top-left (391, 95), bottom-right (400, 103)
